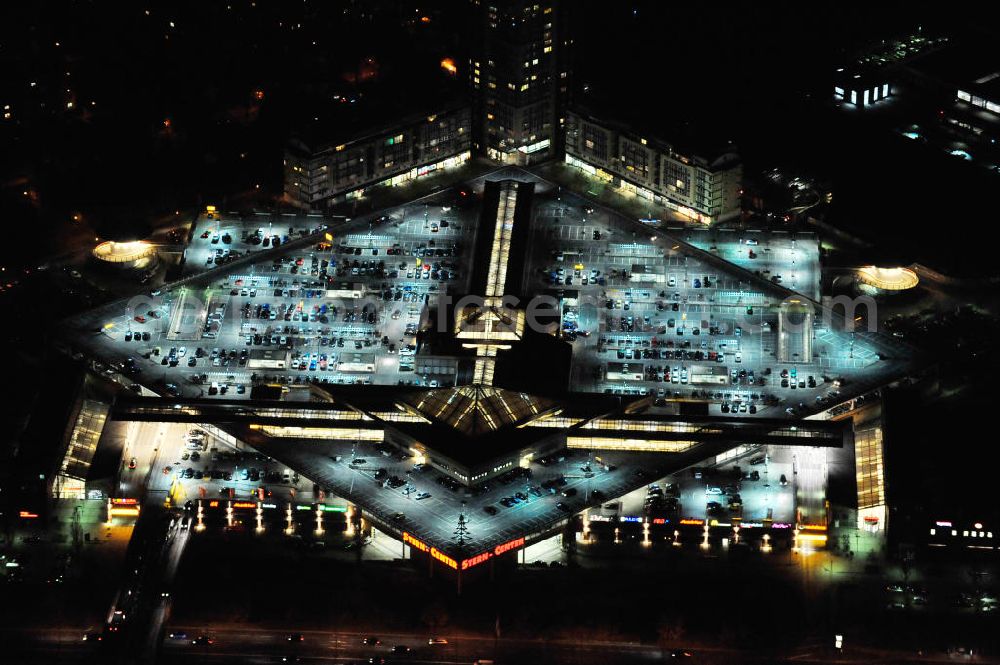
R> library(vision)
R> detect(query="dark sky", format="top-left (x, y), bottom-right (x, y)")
top-left (574, 2), bottom-right (1000, 275)
top-left (0, 1), bottom-right (995, 270)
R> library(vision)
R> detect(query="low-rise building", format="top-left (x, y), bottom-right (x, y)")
top-left (564, 109), bottom-right (742, 225)
top-left (833, 64), bottom-right (893, 109)
top-left (284, 102), bottom-right (472, 209)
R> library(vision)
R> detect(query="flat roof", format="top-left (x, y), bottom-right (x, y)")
top-left (468, 180), bottom-right (535, 298)
top-left (569, 103), bottom-right (740, 168)
top-left (229, 423), bottom-right (799, 561)
top-left (61, 164), bottom-right (917, 566)
top-left (907, 42), bottom-right (1000, 95)
top-left (289, 83), bottom-right (467, 153)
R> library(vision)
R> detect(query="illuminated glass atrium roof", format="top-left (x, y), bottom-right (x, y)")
top-left (404, 385), bottom-right (555, 436)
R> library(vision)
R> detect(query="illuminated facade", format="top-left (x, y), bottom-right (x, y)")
top-left (469, 0), bottom-right (569, 164)
top-left (91, 240), bottom-right (157, 269)
top-left (564, 110), bottom-right (742, 224)
top-left (854, 423), bottom-right (886, 532)
top-left (52, 398), bottom-right (108, 499)
top-left (956, 83), bottom-right (1000, 116)
top-left (284, 103), bottom-right (471, 209)
top-left (856, 266), bottom-right (919, 295)
top-left (833, 66), bottom-right (892, 109)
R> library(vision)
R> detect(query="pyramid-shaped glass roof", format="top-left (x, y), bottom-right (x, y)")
top-left (404, 385), bottom-right (555, 437)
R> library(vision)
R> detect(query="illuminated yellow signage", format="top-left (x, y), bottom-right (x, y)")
top-left (431, 548), bottom-right (458, 569)
top-left (403, 531), bottom-right (429, 552)
top-left (407, 533), bottom-right (525, 571)
top-left (460, 537), bottom-right (526, 570)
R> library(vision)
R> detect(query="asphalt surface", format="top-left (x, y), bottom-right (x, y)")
top-left (524, 184), bottom-right (912, 419)
top-left (243, 434), bottom-right (689, 557)
top-left (62, 168), bottom-right (914, 422)
top-left (7, 625), bottom-right (998, 665)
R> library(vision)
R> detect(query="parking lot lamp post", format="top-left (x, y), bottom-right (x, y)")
top-left (585, 451), bottom-right (594, 501)
top-left (348, 442), bottom-right (358, 495)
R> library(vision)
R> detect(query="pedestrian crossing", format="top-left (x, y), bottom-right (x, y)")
top-left (716, 290), bottom-right (768, 305)
top-left (226, 273), bottom-right (268, 285)
top-left (608, 242), bottom-right (662, 258)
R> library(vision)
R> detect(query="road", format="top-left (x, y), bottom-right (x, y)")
top-left (7, 625), bottom-right (995, 665)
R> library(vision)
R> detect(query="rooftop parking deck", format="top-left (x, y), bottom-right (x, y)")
top-left (238, 427), bottom-right (743, 560)
top-left (62, 168), bottom-right (915, 422)
top-left (520, 179), bottom-right (915, 419)
top-left (64, 189), bottom-right (489, 398)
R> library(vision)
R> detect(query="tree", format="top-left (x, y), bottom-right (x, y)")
top-left (453, 502), bottom-right (472, 550)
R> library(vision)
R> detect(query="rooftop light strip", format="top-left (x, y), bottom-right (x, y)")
top-left (473, 342), bottom-right (498, 386)
top-left (484, 183), bottom-right (518, 298)
top-left (473, 356), bottom-right (496, 385)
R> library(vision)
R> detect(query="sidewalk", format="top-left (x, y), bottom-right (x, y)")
top-left (326, 158), bottom-right (503, 219)
top-left (532, 161), bottom-right (697, 227)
